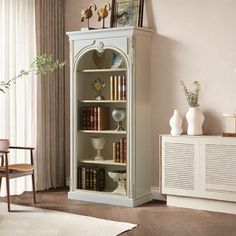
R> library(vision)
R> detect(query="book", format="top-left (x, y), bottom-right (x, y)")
top-left (114, 76), bottom-right (118, 100)
top-left (120, 138), bottom-right (123, 163)
top-left (122, 76), bottom-right (126, 100)
top-left (86, 107), bottom-right (91, 130)
top-left (78, 166), bottom-right (105, 191)
top-left (81, 167), bottom-right (86, 189)
top-left (116, 142), bottom-right (120, 162)
top-left (93, 167), bottom-right (105, 191)
top-left (110, 76), bottom-right (114, 100)
top-left (124, 139), bottom-right (127, 163)
top-left (97, 106), bottom-right (110, 130)
top-left (89, 168), bottom-right (94, 190)
top-left (113, 142), bottom-right (117, 162)
top-left (118, 76), bottom-right (122, 100)
top-left (82, 107), bottom-right (87, 130)
top-left (94, 106), bottom-right (98, 130)
top-left (90, 107), bottom-right (94, 130)
top-left (85, 167), bottom-right (90, 189)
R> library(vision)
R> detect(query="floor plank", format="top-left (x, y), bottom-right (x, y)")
top-left (1, 189), bottom-right (236, 236)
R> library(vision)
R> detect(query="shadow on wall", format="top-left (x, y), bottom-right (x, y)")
top-left (203, 111), bottom-right (223, 135)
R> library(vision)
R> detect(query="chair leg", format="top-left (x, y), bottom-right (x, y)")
top-left (6, 175), bottom-right (10, 212)
top-left (31, 172), bottom-right (36, 204)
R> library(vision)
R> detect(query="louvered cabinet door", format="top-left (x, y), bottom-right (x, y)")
top-left (161, 136), bottom-right (200, 197)
top-left (200, 138), bottom-right (236, 202)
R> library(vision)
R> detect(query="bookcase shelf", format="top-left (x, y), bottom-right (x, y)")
top-left (68, 27), bottom-right (152, 207)
top-left (78, 68), bottom-right (127, 73)
top-left (80, 159), bottom-right (126, 166)
top-left (80, 100), bottom-right (126, 104)
top-left (80, 130), bottom-right (126, 135)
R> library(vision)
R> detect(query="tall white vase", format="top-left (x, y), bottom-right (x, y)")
top-left (169, 109), bottom-right (183, 136)
top-left (186, 107), bottom-right (204, 135)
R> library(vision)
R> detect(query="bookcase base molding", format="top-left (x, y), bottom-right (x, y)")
top-left (68, 191), bottom-right (153, 207)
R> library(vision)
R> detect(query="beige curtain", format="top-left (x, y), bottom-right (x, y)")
top-left (35, 0), bottom-right (65, 190)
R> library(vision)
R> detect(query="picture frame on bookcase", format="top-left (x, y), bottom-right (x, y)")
top-left (110, 0), bottom-right (144, 28)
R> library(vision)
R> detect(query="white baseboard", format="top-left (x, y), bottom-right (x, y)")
top-left (151, 187), bottom-right (166, 201)
top-left (167, 195), bottom-right (236, 215)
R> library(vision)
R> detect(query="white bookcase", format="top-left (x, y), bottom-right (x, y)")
top-left (160, 135), bottom-right (236, 214)
top-left (67, 27), bottom-right (153, 207)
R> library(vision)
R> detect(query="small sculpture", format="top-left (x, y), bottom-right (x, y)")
top-left (81, 3), bottom-right (97, 29)
top-left (92, 78), bottom-right (106, 100)
top-left (169, 109), bottom-right (183, 136)
top-left (97, 3), bottom-right (111, 28)
top-left (108, 170), bottom-right (127, 195)
top-left (91, 137), bottom-right (106, 161)
top-left (112, 108), bottom-right (126, 131)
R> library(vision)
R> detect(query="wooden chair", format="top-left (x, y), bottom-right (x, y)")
top-left (0, 139), bottom-right (36, 212)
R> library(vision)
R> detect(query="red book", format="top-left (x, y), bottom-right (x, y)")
top-left (90, 107), bottom-right (94, 130)
top-left (120, 138), bottom-right (123, 163)
top-left (86, 107), bottom-right (90, 130)
top-left (94, 106), bottom-right (98, 130)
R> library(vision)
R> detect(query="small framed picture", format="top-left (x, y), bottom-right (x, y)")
top-left (111, 0), bottom-right (144, 28)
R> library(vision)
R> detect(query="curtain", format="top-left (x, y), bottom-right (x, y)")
top-left (0, 0), bottom-right (36, 196)
top-left (35, 0), bottom-right (65, 190)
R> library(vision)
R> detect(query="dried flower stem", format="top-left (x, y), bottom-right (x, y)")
top-left (181, 81), bottom-right (200, 107)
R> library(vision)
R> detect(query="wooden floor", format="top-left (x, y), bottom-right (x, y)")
top-left (1, 189), bottom-right (236, 236)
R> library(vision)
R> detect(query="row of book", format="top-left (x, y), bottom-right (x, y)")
top-left (82, 106), bottom-right (110, 130)
top-left (77, 166), bottom-right (105, 191)
top-left (110, 75), bottom-right (126, 101)
top-left (113, 138), bottom-right (127, 163)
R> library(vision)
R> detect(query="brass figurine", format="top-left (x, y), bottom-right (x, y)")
top-left (81, 3), bottom-right (97, 29)
top-left (97, 3), bottom-right (111, 28)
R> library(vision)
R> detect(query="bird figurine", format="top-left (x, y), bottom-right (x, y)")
top-left (81, 3), bottom-right (97, 29)
top-left (97, 2), bottom-right (111, 28)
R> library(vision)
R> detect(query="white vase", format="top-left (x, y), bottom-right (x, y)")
top-left (186, 107), bottom-right (204, 135)
top-left (169, 109), bottom-right (183, 136)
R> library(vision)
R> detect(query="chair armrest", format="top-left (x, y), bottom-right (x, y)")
top-left (0, 150), bottom-right (9, 154)
top-left (9, 146), bottom-right (35, 150)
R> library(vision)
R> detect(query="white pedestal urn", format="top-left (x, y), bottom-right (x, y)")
top-left (186, 107), bottom-right (204, 135)
top-left (169, 109), bottom-right (183, 136)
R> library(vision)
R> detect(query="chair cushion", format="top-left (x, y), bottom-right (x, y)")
top-left (0, 164), bottom-right (34, 172)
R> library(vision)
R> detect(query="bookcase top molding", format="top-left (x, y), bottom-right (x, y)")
top-left (66, 27), bottom-right (153, 41)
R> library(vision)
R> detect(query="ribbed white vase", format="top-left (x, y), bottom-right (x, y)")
top-left (169, 109), bottom-right (183, 136)
top-left (186, 107), bottom-right (204, 135)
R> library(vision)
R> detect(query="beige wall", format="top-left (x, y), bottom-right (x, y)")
top-left (65, 0), bottom-right (236, 187)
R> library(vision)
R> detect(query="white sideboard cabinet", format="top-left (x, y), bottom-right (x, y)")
top-left (160, 135), bottom-right (236, 214)
top-left (67, 27), bottom-right (153, 207)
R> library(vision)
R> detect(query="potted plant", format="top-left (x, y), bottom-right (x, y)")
top-left (181, 80), bottom-right (204, 135)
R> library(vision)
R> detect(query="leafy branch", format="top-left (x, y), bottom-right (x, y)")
top-left (0, 54), bottom-right (65, 93)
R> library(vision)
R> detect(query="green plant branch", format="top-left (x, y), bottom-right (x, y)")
top-left (0, 54), bottom-right (65, 93)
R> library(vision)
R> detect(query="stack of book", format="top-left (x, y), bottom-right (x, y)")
top-left (112, 138), bottom-right (127, 163)
top-left (82, 106), bottom-right (110, 130)
top-left (77, 166), bottom-right (105, 191)
top-left (110, 75), bottom-right (126, 100)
